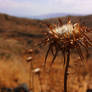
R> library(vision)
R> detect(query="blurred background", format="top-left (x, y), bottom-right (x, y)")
top-left (0, 0), bottom-right (92, 92)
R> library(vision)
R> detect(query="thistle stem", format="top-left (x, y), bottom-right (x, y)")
top-left (64, 49), bottom-right (70, 92)
top-left (30, 61), bottom-right (34, 92)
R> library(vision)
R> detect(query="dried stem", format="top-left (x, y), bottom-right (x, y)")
top-left (64, 49), bottom-right (70, 92)
top-left (30, 61), bottom-right (34, 92)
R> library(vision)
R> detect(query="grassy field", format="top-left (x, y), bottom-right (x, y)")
top-left (0, 13), bottom-right (92, 92)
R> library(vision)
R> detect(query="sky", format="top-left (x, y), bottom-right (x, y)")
top-left (0, 0), bottom-right (92, 17)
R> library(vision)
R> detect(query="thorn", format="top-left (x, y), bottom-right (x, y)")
top-left (67, 17), bottom-right (71, 24)
top-left (46, 24), bottom-right (50, 28)
top-left (58, 18), bottom-right (63, 26)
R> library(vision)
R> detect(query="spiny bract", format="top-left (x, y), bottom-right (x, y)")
top-left (41, 17), bottom-right (92, 66)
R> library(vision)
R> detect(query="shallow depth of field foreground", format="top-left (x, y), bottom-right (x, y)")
top-left (0, 14), bottom-right (92, 92)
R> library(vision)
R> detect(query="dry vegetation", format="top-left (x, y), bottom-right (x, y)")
top-left (0, 13), bottom-right (92, 92)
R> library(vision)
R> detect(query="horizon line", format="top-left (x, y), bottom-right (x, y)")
top-left (0, 12), bottom-right (92, 20)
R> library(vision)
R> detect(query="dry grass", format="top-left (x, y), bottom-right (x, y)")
top-left (0, 59), bottom-right (29, 88)
top-left (0, 50), bottom-right (92, 92)
top-left (0, 13), bottom-right (91, 92)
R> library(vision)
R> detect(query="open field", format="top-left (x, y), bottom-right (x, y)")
top-left (0, 13), bottom-right (92, 92)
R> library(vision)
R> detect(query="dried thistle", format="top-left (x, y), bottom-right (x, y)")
top-left (41, 17), bottom-right (92, 92)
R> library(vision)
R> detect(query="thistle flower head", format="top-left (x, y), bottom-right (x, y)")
top-left (41, 17), bottom-right (92, 66)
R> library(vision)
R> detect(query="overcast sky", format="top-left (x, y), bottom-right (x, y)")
top-left (0, 0), bottom-right (92, 17)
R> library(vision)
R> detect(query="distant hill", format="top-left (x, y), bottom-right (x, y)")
top-left (0, 13), bottom-right (92, 46)
top-left (30, 13), bottom-right (83, 19)
top-left (31, 13), bottom-right (69, 19)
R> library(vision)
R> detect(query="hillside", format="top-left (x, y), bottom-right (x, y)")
top-left (0, 14), bottom-right (92, 54)
top-left (0, 14), bottom-right (92, 48)
top-left (0, 13), bottom-right (92, 92)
